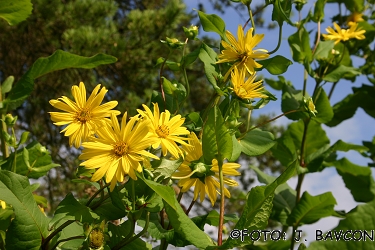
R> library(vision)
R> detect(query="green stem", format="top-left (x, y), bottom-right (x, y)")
top-left (312, 21), bottom-right (321, 55)
top-left (179, 50), bottom-right (190, 112)
top-left (328, 82), bottom-right (338, 100)
top-left (239, 109), bottom-right (300, 140)
top-left (299, 118), bottom-right (310, 167)
top-left (85, 182), bottom-right (111, 207)
top-left (248, 7), bottom-right (256, 34)
top-left (50, 236), bottom-right (85, 250)
top-left (185, 198), bottom-right (196, 215)
top-left (112, 212), bottom-right (147, 250)
top-left (41, 220), bottom-right (75, 249)
top-left (0, 114), bottom-right (9, 158)
top-left (217, 157), bottom-right (225, 246)
top-left (159, 51), bottom-right (172, 111)
top-left (268, 24), bottom-right (283, 55)
top-left (302, 70), bottom-right (308, 97)
top-left (290, 173), bottom-right (305, 250)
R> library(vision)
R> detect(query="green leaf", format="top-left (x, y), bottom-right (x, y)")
top-left (308, 199), bottom-right (375, 249)
top-left (307, 139), bottom-right (368, 172)
top-left (0, 0), bottom-right (32, 25)
top-left (202, 106), bottom-right (232, 163)
top-left (221, 160), bottom-right (298, 248)
top-left (151, 157), bottom-right (183, 182)
top-left (281, 84), bottom-right (309, 120)
top-left (288, 26), bottom-right (312, 63)
top-left (313, 41), bottom-right (335, 61)
top-left (238, 129), bottom-right (275, 156)
top-left (198, 43), bottom-right (223, 95)
top-left (250, 166), bottom-right (296, 226)
top-left (49, 193), bottom-right (100, 229)
top-left (343, 0), bottom-right (364, 12)
top-left (164, 201), bottom-right (214, 248)
top-left (0, 170), bottom-right (49, 250)
top-left (312, 0), bottom-right (327, 22)
top-left (108, 220), bottom-right (153, 250)
top-left (287, 191), bottom-right (336, 226)
top-left (1, 76), bottom-right (14, 95)
top-left (53, 222), bottom-right (84, 250)
top-left (271, 134), bottom-right (298, 167)
top-left (322, 65), bottom-right (361, 83)
top-left (258, 55), bottom-right (293, 75)
top-left (327, 84), bottom-right (375, 126)
top-left (265, 76), bottom-right (291, 91)
top-left (272, 0), bottom-right (292, 26)
top-left (137, 212), bottom-right (174, 241)
top-left (3, 50), bottom-right (117, 111)
top-left (138, 174), bottom-right (177, 210)
top-left (312, 87), bottom-right (333, 123)
top-left (197, 11), bottom-right (226, 39)
top-left (1, 141), bottom-right (59, 178)
top-left (181, 46), bottom-right (200, 67)
top-left (330, 158), bottom-right (375, 202)
top-left (288, 120), bottom-right (330, 158)
top-left (228, 134), bottom-right (241, 161)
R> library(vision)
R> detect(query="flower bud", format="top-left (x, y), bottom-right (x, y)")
top-left (4, 114), bottom-right (17, 127)
top-left (183, 25), bottom-right (198, 40)
top-left (161, 37), bottom-right (185, 49)
top-left (303, 97), bottom-right (318, 117)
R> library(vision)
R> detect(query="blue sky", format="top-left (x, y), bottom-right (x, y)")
top-left (185, 0), bottom-right (375, 246)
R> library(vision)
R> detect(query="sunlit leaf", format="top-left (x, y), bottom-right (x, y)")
top-left (238, 129), bottom-right (275, 156)
top-left (197, 11), bottom-right (226, 39)
top-left (3, 50), bottom-right (117, 111)
top-left (258, 55), bottom-right (293, 75)
top-left (0, 170), bottom-right (49, 250)
top-left (0, 0), bottom-right (32, 25)
top-left (287, 191), bottom-right (336, 226)
top-left (308, 199), bottom-right (375, 249)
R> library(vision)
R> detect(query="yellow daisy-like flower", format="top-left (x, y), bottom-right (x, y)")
top-left (79, 112), bottom-right (159, 191)
top-left (216, 25), bottom-right (269, 78)
top-left (49, 82), bottom-right (120, 148)
top-left (0, 200), bottom-right (6, 209)
top-left (322, 22), bottom-right (366, 45)
top-left (137, 103), bottom-right (190, 158)
top-left (172, 132), bottom-right (240, 206)
top-left (231, 66), bottom-right (267, 100)
top-left (347, 12), bottom-right (364, 25)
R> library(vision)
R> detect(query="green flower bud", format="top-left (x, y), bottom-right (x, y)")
top-left (4, 114), bottom-right (17, 127)
top-left (183, 25), bottom-right (198, 40)
top-left (161, 37), bottom-right (185, 49)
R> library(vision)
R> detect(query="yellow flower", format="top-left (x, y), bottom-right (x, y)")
top-left (0, 200), bottom-right (6, 209)
top-left (231, 66), bottom-right (267, 100)
top-left (347, 12), bottom-right (364, 25)
top-left (217, 25), bottom-right (269, 78)
top-left (172, 132), bottom-right (240, 206)
top-left (137, 103), bottom-right (190, 158)
top-left (79, 113), bottom-right (159, 191)
top-left (49, 82), bottom-right (120, 148)
top-left (322, 22), bottom-right (366, 45)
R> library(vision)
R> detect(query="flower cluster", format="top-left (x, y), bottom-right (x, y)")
top-left (50, 82), bottom-right (241, 203)
top-left (216, 25), bottom-right (269, 101)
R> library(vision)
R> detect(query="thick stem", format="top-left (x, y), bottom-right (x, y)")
top-left (41, 220), bottom-right (75, 249)
top-left (50, 236), bottom-right (85, 250)
top-left (85, 182), bottom-right (111, 207)
top-left (112, 212), bottom-right (150, 250)
top-left (312, 21), bottom-right (321, 55)
top-left (217, 157), bottom-right (225, 246)
top-left (0, 114), bottom-right (9, 158)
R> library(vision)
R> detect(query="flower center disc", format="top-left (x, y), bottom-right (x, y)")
top-left (113, 141), bottom-right (129, 157)
top-left (156, 124), bottom-right (169, 138)
top-left (75, 108), bottom-right (91, 123)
